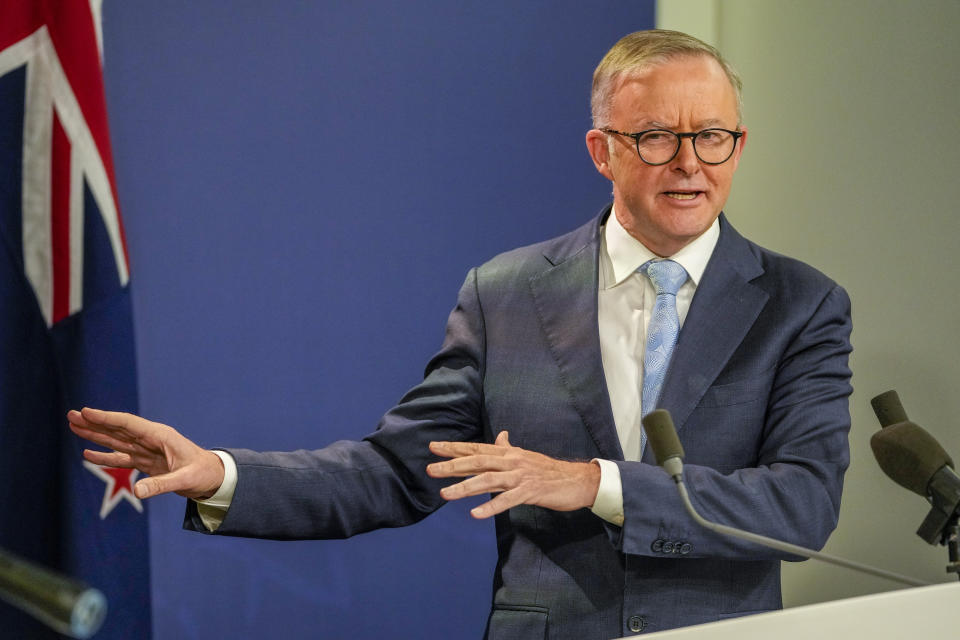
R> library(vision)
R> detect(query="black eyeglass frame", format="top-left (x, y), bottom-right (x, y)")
top-left (600, 127), bottom-right (744, 166)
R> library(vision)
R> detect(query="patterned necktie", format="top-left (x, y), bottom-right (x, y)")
top-left (639, 259), bottom-right (688, 453)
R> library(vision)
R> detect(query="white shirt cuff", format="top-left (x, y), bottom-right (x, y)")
top-left (193, 449), bottom-right (238, 531)
top-left (590, 458), bottom-right (624, 526)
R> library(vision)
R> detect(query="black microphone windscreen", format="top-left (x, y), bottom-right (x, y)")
top-left (871, 390), bottom-right (908, 427)
top-left (870, 422), bottom-right (954, 496)
top-left (642, 409), bottom-right (684, 466)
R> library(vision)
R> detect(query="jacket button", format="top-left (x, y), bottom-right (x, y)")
top-left (628, 615), bottom-right (646, 633)
top-left (679, 543), bottom-right (692, 555)
top-left (662, 540), bottom-right (674, 553)
top-left (651, 538), bottom-right (664, 552)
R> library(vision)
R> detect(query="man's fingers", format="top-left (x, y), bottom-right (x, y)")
top-left (133, 476), bottom-right (166, 500)
top-left (439, 470), bottom-right (519, 500)
top-left (426, 454), bottom-right (513, 478)
top-left (133, 466), bottom-right (196, 499)
top-left (430, 431), bottom-right (513, 460)
top-left (77, 407), bottom-right (161, 439)
top-left (135, 452), bottom-right (225, 500)
top-left (68, 410), bottom-right (112, 434)
top-left (70, 423), bottom-right (140, 455)
top-left (429, 439), bottom-right (510, 459)
top-left (434, 449), bottom-right (600, 515)
top-left (469, 489), bottom-right (527, 519)
top-left (83, 449), bottom-right (134, 468)
top-left (68, 409), bottom-right (222, 499)
top-left (68, 411), bottom-right (138, 446)
top-left (69, 408), bottom-right (173, 458)
top-left (79, 407), bottom-right (127, 426)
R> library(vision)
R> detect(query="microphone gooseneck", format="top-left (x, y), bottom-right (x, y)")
top-left (0, 547), bottom-right (106, 639)
top-left (641, 409), bottom-right (928, 588)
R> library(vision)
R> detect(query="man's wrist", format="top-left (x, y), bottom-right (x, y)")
top-left (194, 449), bottom-right (237, 508)
top-left (581, 460), bottom-right (602, 506)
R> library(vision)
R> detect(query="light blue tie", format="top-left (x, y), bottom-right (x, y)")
top-left (639, 259), bottom-right (688, 453)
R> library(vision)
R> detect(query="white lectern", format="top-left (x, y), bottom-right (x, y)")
top-left (623, 582), bottom-right (960, 639)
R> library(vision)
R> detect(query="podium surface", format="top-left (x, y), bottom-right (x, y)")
top-left (630, 582), bottom-right (959, 639)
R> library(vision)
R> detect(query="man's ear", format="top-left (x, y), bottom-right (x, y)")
top-left (585, 129), bottom-right (615, 181)
top-left (728, 125), bottom-right (748, 171)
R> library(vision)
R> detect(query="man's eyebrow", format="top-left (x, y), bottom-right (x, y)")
top-left (695, 118), bottom-right (729, 128)
top-left (631, 120), bottom-right (675, 130)
top-left (629, 118), bottom-right (731, 131)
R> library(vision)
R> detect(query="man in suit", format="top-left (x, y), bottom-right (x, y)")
top-left (69, 30), bottom-right (851, 638)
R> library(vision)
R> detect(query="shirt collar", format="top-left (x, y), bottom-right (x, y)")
top-left (600, 208), bottom-right (720, 290)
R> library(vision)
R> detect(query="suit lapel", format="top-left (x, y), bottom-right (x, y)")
top-left (529, 212), bottom-right (624, 461)
top-left (652, 216), bottom-right (769, 442)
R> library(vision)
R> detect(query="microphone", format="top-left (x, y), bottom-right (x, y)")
top-left (0, 547), bottom-right (106, 639)
top-left (870, 389), bottom-right (909, 427)
top-left (644, 408), bottom-right (684, 479)
top-left (870, 390), bottom-right (960, 545)
top-left (870, 421), bottom-right (956, 498)
top-left (642, 409), bottom-right (928, 588)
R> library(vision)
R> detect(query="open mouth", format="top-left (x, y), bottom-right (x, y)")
top-left (663, 191), bottom-right (703, 201)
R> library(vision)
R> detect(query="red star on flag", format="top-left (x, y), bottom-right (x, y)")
top-left (83, 461), bottom-right (144, 519)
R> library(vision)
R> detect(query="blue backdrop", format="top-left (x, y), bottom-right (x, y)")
top-left (101, 2), bottom-right (654, 637)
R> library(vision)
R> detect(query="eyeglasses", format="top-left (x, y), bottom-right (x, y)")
top-left (600, 127), bottom-right (744, 166)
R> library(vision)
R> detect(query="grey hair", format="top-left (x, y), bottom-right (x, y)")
top-left (591, 29), bottom-right (743, 128)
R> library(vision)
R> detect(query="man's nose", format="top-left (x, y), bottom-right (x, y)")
top-left (671, 137), bottom-right (700, 174)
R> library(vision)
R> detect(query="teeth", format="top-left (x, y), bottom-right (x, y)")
top-left (665, 192), bottom-right (698, 200)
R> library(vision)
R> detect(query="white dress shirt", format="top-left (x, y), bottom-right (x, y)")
top-left (590, 211), bottom-right (718, 526)
top-left (197, 212), bottom-right (720, 532)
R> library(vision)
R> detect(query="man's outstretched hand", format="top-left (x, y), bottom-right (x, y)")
top-left (68, 408), bottom-right (225, 500)
top-left (426, 431), bottom-right (601, 519)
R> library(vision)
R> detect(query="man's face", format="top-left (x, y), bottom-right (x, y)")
top-left (586, 55), bottom-right (746, 256)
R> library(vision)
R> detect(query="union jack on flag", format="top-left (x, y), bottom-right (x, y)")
top-left (0, 1), bottom-right (151, 638)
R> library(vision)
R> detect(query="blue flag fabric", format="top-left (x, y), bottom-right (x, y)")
top-left (0, 2), bottom-right (151, 638)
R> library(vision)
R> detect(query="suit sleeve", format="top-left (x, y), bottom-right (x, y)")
top-left (610, 283), bottom-right (852, 560)
top-left (184, 269), bottom-right (487, 539)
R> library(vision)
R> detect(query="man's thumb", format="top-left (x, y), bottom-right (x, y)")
top-left (134, 473), bottom-right (183, 499)
top-left (134, 477), bottom-right (160, 499)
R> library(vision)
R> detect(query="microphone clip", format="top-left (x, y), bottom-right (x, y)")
top-left (917, 471), bottom-right (960, 546)
top-left (916, 471), bottom-right (960, 576)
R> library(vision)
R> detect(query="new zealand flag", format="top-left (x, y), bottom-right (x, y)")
top-left (0, 1), bottom-right (150, 638)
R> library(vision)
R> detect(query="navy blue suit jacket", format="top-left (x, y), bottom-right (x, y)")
top-left (186, 208), bottom-right (852, 638)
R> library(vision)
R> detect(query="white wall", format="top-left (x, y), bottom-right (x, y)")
top-left (658, 0), bottom-right (960, 606)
